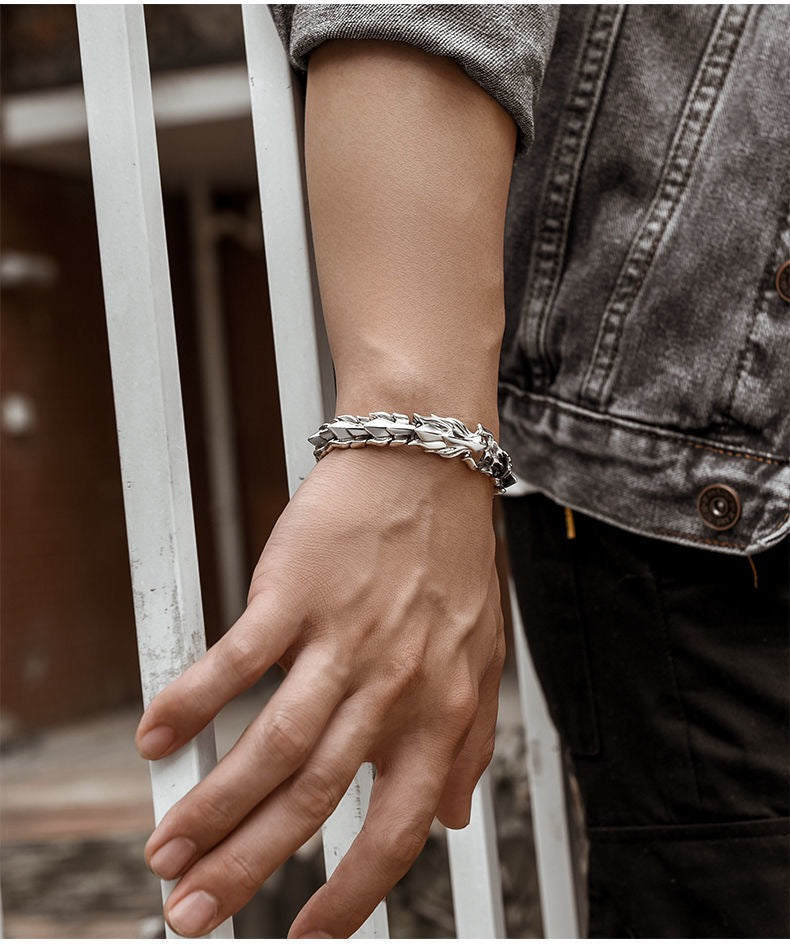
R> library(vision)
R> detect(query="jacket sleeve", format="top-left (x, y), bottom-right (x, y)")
top-left (267, 4), bottom-right (558, 155)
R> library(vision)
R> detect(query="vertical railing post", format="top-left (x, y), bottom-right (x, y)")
top-left (240, 4), bottom-right (387, 938)
top-left (447, 769), bottom-right (507, 937)
top-left (76, 5), bottom-right (233, 938)
top-left (509, 576), bottom-right (581, 938)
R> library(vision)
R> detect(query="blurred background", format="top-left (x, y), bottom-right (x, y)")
top-left (1, 4), bottom-right (546, 938)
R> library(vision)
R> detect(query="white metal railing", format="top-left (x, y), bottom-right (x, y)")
top-left (76, 2), bottom-right (578, 939)
top-left (511, 578), bottom-right (582, 938)
top-left (75, 4), bottom-right (233, 938)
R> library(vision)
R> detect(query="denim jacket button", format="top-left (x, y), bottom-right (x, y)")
top-left (776, 260), bottom-right (790, 302)
top-left (697, 484), bottom-right (741, 531)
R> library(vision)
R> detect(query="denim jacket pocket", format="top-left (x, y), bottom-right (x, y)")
top-left (519, 4), bottom-right (624, 389)
top-left (579, 4), bottom-right (751, 411)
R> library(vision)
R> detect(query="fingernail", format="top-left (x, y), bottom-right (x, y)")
top-left (137, 724), bottom-right (176, 758)
top-left (148, 837), bottom-right (197, 880)
top-left (167, 890), bottom-right (218, 936)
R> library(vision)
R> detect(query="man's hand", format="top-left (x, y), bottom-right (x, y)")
top-left (136, 30), bottom-right (516, 937)
top-left (136, 445), bottom-right (504, 937)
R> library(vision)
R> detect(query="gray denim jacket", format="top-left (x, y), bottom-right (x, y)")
top-left (271, 4), bottom-right (790, 555)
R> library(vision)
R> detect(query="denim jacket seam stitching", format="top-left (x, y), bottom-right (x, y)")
top-left (651, 528), bottom-right (746, 550)
top-left (521, 7), bottom-right (600, 372)
top-left (535, 5), bottom-right (625, 373)
top-left (653, 510), bottom-right (790, 551)
top-left (579, 4), bottom-right (751, 409)
top-left (686, 442), bottom-right (783, 466)
top-left (723, 192), bottom-right (790, 426)
top-left (519, 4), bottom-right (624, 386)
top-left (500, 383), bottom-right (788, 465)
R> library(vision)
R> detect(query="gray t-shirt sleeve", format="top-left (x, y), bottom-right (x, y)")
top-left (268, 4), bottom-right (558, 154)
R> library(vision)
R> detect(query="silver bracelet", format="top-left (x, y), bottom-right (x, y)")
top-left (308, 412), bottom-right (516, 494)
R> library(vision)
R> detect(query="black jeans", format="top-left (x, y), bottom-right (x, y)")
top-left (503, 494), bottom-right (789, 938)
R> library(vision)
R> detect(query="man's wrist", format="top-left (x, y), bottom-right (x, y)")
top-left (334, 345), bottom-right (501, 439)
top-left (315, 433), bottom-right (497, 505)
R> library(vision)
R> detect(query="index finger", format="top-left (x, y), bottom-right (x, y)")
top-left (135, 594), bottom-right (296, 759)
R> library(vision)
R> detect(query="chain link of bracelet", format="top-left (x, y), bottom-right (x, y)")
top-left (308, 412), bottom-right (516, 494)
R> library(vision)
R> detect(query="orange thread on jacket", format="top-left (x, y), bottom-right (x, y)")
top-left (747, 555), bottom-right (759, 590)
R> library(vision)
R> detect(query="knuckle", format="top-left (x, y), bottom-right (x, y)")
top-left (387, 649), bottom-right (426, 691)
top-left (195, 789), bottom-right (235, 833)
top-left (290, 765), bottom-right (344, 822)
top-left (246, 580), bottom-right (277, 611)
top-left (442, 682), bottom-right (478, 729)
top-left (373, 649), bottom-right (427, 711)
top-left (378, 818), bottom-right (429, 873)
top-left (221, 634), bottom-right (263, 688)
top-left (422, 583), bottom-right (448, 617)
top-left (221, 844), bottom-right (262, 895)
top-left (245, 583), bottom-right (263, 610)
top-left (263, 710), bottom-right (312, 763)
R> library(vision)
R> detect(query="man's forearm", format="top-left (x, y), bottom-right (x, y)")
top-left (305, 39), bottom-right (517, 437)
